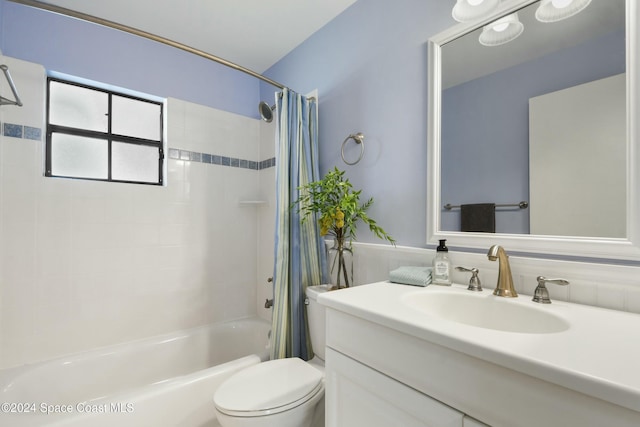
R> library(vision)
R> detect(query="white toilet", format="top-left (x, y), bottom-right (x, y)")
top-left (213, 285), bottom-right (327, 427)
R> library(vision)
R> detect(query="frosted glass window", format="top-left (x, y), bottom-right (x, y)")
top-left (50, 133), bottom-right (108, 179)
top-left (49, 80), bottom-right (108, 132)
top-left (112, 142), bottom-right (160, 183)
top-left (112, 95), bottom-right (161, 140)
top-left (46, 78), bottom-right (163, 185)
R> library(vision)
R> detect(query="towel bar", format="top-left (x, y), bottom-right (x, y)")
top-left (0, 65), bottom-right (22, 107)
top-left (444, 201), bottom-right (528, 210)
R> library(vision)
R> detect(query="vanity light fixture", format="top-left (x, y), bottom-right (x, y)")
top-left (452, 0), bottom-right (500, 23)
top-left (479, 12), bottom-right (524, 46)
top-left (535, 0), bottom-right (592, 23)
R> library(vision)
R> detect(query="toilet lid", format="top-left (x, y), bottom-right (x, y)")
top-left (214, 358), bottom-right (323, 416)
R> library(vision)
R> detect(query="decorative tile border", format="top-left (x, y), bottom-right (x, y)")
top-left (168, 148), bottom-right (275, 170)
top-left (2, 122), bottom-right (42, 141)
top-left (0, 123), bottom-right (275, 171)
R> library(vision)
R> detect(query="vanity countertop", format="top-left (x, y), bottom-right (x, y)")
top-left (318, 281), bottom-right (640, 414)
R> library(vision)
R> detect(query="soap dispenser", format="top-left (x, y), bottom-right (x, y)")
top-left (432, 239), bottom-right (452, 285)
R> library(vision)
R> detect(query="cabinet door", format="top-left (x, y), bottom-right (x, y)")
top-left (326, 348), bottom-right (464, 427)
top-left (464, 415), bottom-right (491, 427)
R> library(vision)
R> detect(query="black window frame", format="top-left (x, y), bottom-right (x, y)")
top-left (45, 77), bottom-right (164, 186)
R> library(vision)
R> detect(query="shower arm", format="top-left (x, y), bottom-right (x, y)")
top-left (6, 0), bottom-right (289, 92)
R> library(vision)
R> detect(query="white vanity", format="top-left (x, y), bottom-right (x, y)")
top-left (318, 282), bottom-right (640, 427)
top-left (317, 0), bottom-right (640, 423)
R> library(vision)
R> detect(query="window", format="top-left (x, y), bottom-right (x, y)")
top-left (46, 78), bottom-right (164, 185)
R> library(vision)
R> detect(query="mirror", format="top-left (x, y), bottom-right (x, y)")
top-left (427, 0), bottom-right (640, 260)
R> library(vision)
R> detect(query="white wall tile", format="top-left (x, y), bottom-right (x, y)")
top-left (1, 221), bottom-right (37, 285)
top-left (568, 282), bottom-right (598, 307)
top-left (36, 222), bottom-right (72, 277)
top-left (596, 284), bottom-right (626, 312)
top-left (38, 194), bottom-right (72, 223)
top-left (260, 120), bottom-right (276, 159)
top-left (351, 243), bottom-right (640, 316)
top-left (167, 157), bottom-right (185, 183)
top-left (257, 151), bottom-right (275, 321)
top-left (130, 223), bottom-right (161, 246)
top-left (625, 287), bottom-right (640, 314)
top-left (0, 58), bottom-right (268, 368)
top-left (72, 197), bottom-right (107, 223)
top-left (0, 278), bottom-right (36, 367)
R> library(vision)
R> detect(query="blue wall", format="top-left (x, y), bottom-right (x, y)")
top-left (0, 0), bottom-right (457, 247)
top-left (3, 0), bottom-right (624, 248)
top-left (0, 0), bottom-right (263, 118)
top-left (263, 0), bottom-right (453, 247)
top-left (440, 29), bottom-right (625, 234)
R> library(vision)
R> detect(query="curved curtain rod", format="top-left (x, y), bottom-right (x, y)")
top-left (6, 0), bottom-right (289, 91)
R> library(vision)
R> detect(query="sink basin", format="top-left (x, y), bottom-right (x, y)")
top-left (402, 290), bottom-right (570, 333)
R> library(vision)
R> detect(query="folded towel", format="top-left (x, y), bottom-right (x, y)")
top-left (389, 266), bottom-right (432, 287)
top-left (461, 203), bottom-right (496, 233)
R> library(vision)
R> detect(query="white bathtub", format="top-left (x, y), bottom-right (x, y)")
top-left (0, 317), bottom-right (270, 427)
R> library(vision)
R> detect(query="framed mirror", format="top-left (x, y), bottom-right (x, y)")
top-left (427, 0), bottom-right (640, 260)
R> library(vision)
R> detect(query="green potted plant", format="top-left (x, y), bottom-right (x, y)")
top-left (294, 167), bottom-right (395, 289)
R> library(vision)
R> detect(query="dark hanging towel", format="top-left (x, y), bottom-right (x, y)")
top-left (461, 203), bottom-right (496, 233)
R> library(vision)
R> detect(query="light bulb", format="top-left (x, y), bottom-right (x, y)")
top-left (479, 12), bottom-right (523, 46)
top-left (492, 22), bottom-right (510, 32)
top-left (489, 15), bottom-right (513, 33)
top-left (551, 0), bottom-right (573, 8)
top-left (452, 0), bottom-right (500, 24)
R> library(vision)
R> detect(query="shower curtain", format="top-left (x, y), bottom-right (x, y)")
top-left (271, 89), bottom-right (327, 360)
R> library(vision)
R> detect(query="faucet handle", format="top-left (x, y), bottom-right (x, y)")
top-left (455, 266), bottom-right (483, 292)
top-left (532, 276), bottom-right (570, 304)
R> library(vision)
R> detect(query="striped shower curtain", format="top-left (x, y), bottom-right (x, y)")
top-left (270, 89), bottom-right (327, 361)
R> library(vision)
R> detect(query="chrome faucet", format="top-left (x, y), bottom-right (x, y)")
top-left (455, 266), bottom-right (483, 292)
top-left (532, 276), bottom-right (570, 304)
top-left (487, 245), bottom-right (518, 298)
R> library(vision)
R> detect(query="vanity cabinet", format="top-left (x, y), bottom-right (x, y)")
top-left (463, 416), bottom-right (490, 427)
top-left (325, 348), bottom-right (489, 427)
top-left (321, 287), bottom-right (640, 427)
top-left (326, 348), bottom-right (464, 427)
top-left (326, 347), bottom-right (490, 427)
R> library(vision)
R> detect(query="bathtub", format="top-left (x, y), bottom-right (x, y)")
top-left (0, 317), bottom-right (270, 427)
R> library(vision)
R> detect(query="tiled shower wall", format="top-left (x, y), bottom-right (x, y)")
top-left (0, 55), bottom-right (276, 369)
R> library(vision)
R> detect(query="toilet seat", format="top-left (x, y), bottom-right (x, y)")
top-left (214, 358), bottom-right (324, 418)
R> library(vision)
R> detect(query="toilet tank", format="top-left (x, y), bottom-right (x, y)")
top-left (305, 285), bottom-right (329, 361)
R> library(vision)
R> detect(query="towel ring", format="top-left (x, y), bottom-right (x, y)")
top-left (341, 132), bottom-right (365, 165)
